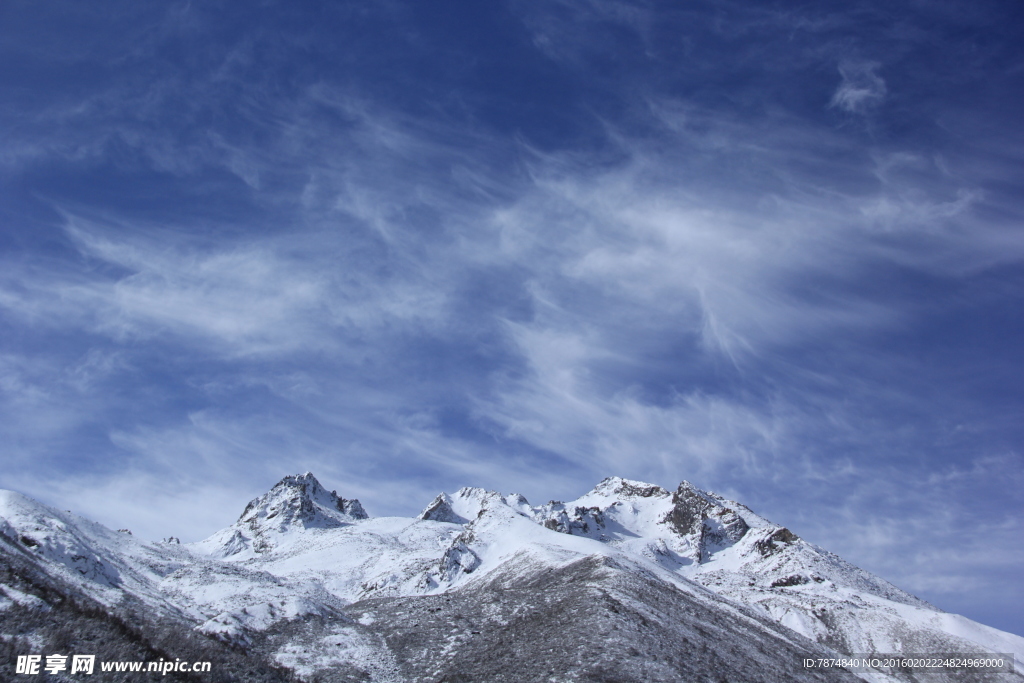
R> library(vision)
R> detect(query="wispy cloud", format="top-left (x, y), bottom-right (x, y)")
top-left (830, 60), bottom-right (887, 114)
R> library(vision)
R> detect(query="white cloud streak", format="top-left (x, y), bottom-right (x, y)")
top-left (831, 60), bottom-right (887, 114)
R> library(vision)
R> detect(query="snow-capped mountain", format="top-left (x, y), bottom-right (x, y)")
top-left (1, 473), bottom-right (1019, 682)
top-left (193, 472), bottom-right (368, 558)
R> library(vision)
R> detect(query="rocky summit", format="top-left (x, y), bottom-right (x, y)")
top-left (0, 474), bottom-right (1020, 682)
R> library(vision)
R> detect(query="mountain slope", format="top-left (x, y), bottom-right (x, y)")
top-left (1, 474), bottom-right (1019, 682)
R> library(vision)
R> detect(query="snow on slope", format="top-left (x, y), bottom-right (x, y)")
top-left (0, 489), bottom-right (192, 611)
top-left (423, 475), bottom-right (1023, 675)
top-left (490, 476), bottom-right (1023, 673)
top-left (1, 473), bottom-right (1021, 680)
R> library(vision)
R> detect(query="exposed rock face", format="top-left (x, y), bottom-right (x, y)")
top-left (664, 481), bottom-right (716, 537)
top-left (542, 505), bottom-right (606, 535)
top-left (418, 493), bottom-right (469, 524)
top-left (438, 534), bottom-right (481, 582)
top-left (662, 481), bottom-right (750, 562)
top-left (754, 525), bottom-right (799, 557)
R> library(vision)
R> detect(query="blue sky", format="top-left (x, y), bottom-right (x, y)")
top-left (1, 0), bottom-right (1022, 634)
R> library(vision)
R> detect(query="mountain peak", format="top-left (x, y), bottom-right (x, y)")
top-left (235, 473), bottom-right (367, 552)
